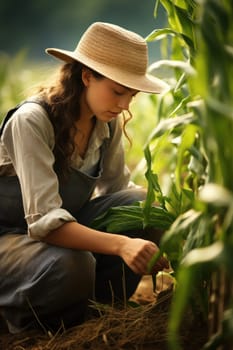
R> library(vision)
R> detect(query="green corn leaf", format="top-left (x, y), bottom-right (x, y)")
top-left (91, 204), bottom-right (175, 233)
top-left (159, 0), bottom-right (195, 40)
top-left (153, 0), bottom-right (160, 18)
top-left (144, 145), bottom-right (166, 208)
top-left (182, 241), bottom-right (224, 267)
top-left (160, 209), bottom-right (203, 268)
top-left (146, 28), bottom-right (194, 51)
top-left (168, 266), bottom-right (195, 350)
top-left (149, 112), bottom-right (195, 139)
top-left (167, 240), bottom-right (233, 350)
top-left (199, 184), bottom-right (233, 208)
top-left (225, 45), bottom-right (233, 57)
top-left (206, 97), bottom-right (233, 121)
top-left (149, 59), bottom-right (196, 76)
top-left (175, 123), bottom-right (198, 190)
top-left (147, 249), bottom-right (162, 275)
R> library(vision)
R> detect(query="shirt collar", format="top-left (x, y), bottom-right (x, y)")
top-left (88, 119), bottom-right (110, 151)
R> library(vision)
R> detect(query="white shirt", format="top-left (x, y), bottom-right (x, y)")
top-left (0, 102), bottom-right (131, 239)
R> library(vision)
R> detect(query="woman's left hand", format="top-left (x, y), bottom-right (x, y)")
top-left (149, 255), bottom-right (170, 275)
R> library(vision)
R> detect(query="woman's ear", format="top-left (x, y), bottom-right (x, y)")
top-left (82, 68), bottom-right (92, 87)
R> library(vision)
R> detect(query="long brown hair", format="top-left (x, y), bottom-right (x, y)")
top-left (38, 61), bottom-right (85, 177)
top-left (38, 61), bottom-right (132, 177)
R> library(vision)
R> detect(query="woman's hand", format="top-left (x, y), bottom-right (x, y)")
top-left (44, 222), bottom-right (169, 275)
top-left (119, 237), bottom-right (169, 275)
top-left (149, 255), bottom-right (170, 275)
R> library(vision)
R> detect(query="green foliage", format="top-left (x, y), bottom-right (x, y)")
top-left (146, 0), bottom-right (233, 349)
top-left (0, 52), bottom-right (28, 117)
top-left (92, 203), bottom-right (174, 233)
top-left (0, 52), bottom-right (50, 120)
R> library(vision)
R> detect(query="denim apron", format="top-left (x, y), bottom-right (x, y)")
top-left (0, 102), bottom-right (146, 332)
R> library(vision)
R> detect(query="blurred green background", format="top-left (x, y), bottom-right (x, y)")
top-left (0, 0), bottom-right (167, 186)
top-left (0, 0), bottom-right (165, 62)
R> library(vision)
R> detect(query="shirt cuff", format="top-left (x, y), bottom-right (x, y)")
top-left (27, 208), bottom-right (77, 239)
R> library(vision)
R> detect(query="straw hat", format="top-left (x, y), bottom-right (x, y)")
top-left (46, 22), bottom-right (168, 94)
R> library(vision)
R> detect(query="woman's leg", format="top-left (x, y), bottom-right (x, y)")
top-left (0, 233), bottom-right (96, 333)
top-left (77, 188), bottom-right (147, 304)
top-left (77, 188), bottom-right (146, 226)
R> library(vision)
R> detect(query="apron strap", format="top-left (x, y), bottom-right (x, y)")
top-left (0, 98), bottom-right (50, 137)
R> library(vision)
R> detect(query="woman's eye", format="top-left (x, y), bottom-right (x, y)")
top-left (114, 90), bottom-right (124, 96)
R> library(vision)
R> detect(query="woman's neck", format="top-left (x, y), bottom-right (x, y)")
top-left (74, 117), bottom-right (96, 159)
top-left (79, 90), bottom-right (94, 122)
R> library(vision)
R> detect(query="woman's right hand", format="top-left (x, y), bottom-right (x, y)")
top-left (43, 222), bottom-right (169, 275)
top-left (119, 237), bottom-right (169, 275)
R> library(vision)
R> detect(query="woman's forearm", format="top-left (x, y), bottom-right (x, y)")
top-left (42, 221), bottom-right (169, 275)
top-left (42, 221), bottom-right (128, 256)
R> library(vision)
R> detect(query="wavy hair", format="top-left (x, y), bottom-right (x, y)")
top-left (38, 61), bottom-right (132, 178)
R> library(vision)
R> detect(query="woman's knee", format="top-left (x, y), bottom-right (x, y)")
top-left (51, 248), bottom-right (96, 301)
top-left (116, 188), bottom-right (147, 205)
top-left (0, 240), bottom-right (96, 332)
top-left (78, 187), bottom-right (146, 225)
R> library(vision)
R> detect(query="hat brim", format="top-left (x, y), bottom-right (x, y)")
top-left (46, 48), bottom-right (169, 94)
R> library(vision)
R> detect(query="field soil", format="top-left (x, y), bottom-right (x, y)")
top-left (0, 274), bottom-right (207, 349)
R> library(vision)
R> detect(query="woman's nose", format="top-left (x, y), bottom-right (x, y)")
top-left (117, 96), bottom-right (132, 110)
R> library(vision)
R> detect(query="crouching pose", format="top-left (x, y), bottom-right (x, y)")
top-left (0, 22), bottom-right (169, 333)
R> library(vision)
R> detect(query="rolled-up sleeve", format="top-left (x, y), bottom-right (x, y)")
top-left (1, 103), bottom-right (76, 239)
top-left (96, 118), bottom-right (131, 195)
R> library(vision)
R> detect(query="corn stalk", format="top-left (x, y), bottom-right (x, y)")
top-left (146, 0), bottom-right (233, 349)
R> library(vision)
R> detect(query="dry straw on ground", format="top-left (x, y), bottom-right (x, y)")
top-left (0, 275), bottom-right (207, 350)
top-left (0, 293), bottom-right (171, 350)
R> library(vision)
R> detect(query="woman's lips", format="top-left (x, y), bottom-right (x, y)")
top-left (108, 111), bottom-right (121, 117)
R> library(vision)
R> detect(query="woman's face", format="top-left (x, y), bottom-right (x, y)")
top-left (81, 69), bottom-right (139, 122)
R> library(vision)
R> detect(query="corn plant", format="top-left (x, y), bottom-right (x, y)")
top-left (146, 0), bottom-right (233, 349)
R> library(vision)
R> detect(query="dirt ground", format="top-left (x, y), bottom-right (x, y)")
top-left (0, 274), bottom-right (207, 350)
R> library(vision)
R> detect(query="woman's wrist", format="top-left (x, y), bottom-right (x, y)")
top-left (110, 234), bottom-right (130, 256)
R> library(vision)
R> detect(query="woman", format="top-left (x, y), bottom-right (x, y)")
top-left (0, 22), bottom-right (169, 333)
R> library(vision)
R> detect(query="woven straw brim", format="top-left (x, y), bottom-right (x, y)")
top-left (46, 48), bottom-right (169, 94)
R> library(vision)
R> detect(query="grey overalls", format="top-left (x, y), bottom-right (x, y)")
top-left (0, 102), bottom-right (146, 333)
